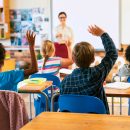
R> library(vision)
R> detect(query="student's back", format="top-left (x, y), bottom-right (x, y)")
top-left (60, 25), bottom-right (118, 114)
top-left (0, 31), bottom-right (38, 91)
top-left (38, 40), bottom-right (73, 77)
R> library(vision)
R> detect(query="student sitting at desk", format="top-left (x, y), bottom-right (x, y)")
top-left (60, 25), bottom-right (118, 114)
top-left (117, 45), bottom-right (130, 115)
top-left (0, 31), bottom-right (38, 91)
top-left (37, 40), bottom-right (73, 77)
top-left (35, 40), bottom-right (73, 114)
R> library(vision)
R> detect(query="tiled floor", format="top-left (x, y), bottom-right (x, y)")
top-left (21, 94), bottom-right (129, 119)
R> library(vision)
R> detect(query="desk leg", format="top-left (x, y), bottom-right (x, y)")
top-left (29, 94), bottom-right (32, 120)
top-left (40, 91), bottom-right (49, 111)
top-left (112, 97), bottom-right (114, 114)
top-left (120, 97), bottom-right (122, 115)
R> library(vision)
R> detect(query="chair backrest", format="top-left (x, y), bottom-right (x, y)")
top-left (30, 73), bottom-right (60, 88)
top-left (0, 90), bottom-right (29, 130)
top-left (127, 76), bottom-right (130, 83)
top-left (58, 95), bottom-right (106, 114)
top-left (30, 74), bottom-right (61, 113)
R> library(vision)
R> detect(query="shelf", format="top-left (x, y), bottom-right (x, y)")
top-left (0, 0), bottom-right (10, 39)
top-left (5, 46), bottom-right (40, 50)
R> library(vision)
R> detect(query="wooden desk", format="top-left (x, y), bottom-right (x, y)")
top-left (18, 81), bottom-right (53, 93)
top-left (105, 87), bottom-right (130, 115)
top-left (18, 81), bottom-right (53, 119)
top-left (20, 112), bottom-right (130, 130)
top-left (105, 87), bottom-right (130, 97)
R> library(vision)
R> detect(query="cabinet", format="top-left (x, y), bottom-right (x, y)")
top-left (1, 58), bottom-right (15, 72)
top-left (0, 0), bottom-right (10, 39)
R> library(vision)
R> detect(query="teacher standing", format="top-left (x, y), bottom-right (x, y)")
top-left (54, 12), bottom-right (74, 59)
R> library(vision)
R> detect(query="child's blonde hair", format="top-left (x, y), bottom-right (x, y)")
top-left (72, 42), bottom-right (95, 68)
top-left (41, 40), bottom-right (55, 68)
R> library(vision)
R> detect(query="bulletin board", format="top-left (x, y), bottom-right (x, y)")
top-left (3, 0), bottom-right (51, 50)
top-left (10, 8), bottom-right (50, 47)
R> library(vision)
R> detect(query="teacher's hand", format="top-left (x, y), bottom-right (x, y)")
top-left (56, 33), bottom-right (62, 38)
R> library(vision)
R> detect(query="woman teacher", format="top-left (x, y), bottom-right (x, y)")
top-left (54, 12), bottom-right (74, 59)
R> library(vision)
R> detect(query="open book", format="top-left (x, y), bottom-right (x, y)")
top-left (105, 82), bottom-right (130, 89)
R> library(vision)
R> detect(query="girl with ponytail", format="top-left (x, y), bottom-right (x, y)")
top-left (38, 40), bottom-right (73, 77)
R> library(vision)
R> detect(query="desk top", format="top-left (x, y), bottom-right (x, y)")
top-left (21, 112), bottom-right (130, 130)
top-left (18, 81), bottom-right (52, 93)
top-left (105, 87), bottom-right (130, 97)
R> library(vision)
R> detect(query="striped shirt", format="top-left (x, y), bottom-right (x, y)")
top-left (38, 57), bottom-right (61, 77)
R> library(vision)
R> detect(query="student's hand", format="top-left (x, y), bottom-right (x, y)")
top-left (88, 25), bottom-right (105, 36)
top-left (26, 30), bottom-right (36, 48)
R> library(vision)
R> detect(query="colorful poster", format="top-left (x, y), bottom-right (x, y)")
top-left (10, 8), bottom-right (50, 47)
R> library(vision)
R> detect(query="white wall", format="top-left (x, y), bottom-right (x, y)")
top-left (121, 0), bottom-right (130, 44)
top-left (9, 0), bottom-right (50, 17)
top-left (52, 0), bottom-right (120, 50)
top-left (7, 0), bottom-right (130, 46)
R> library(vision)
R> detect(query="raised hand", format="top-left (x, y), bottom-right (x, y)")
top-left (24, 30), bottom-right (38, 76)
top-left (88, 25), bottom-right (105, 36)
top-left (26, 30), bottom-right (36, 48)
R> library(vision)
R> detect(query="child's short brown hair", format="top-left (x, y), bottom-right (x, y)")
top-left (72, 42), bottom-right (95, 68)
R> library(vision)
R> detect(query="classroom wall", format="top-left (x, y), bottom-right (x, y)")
top-left (9, 0), bottom-right (50, 16)
top-left (121, 0), bottom-right (130, 45)
top-left (8, 0), bottom-right (130, 45)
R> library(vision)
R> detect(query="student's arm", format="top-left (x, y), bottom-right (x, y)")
top-left (88, 25), bottom-right (118, 77)
top-left (60, 44), bottom-right (73, 67)
top-left (24, 31), bottom-right (38, 77)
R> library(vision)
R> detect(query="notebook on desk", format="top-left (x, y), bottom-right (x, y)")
top-left (105, 82), bottom-right (130, 89)
top-left (17, 78), bottom-right (47, 88)
top-left (18, 78), bottom-right (53, 93)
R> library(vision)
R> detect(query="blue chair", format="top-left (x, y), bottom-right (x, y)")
top-left (30, 73), bottom-right (60, 115)
top-left (58, 95), bottom-right (106, 114)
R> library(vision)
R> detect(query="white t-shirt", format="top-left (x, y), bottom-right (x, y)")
top-left (55, 25), bottom-right (74, 44)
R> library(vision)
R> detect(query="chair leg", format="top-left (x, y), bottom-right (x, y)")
top-left (40, 91), bottom-right (49, 111)
top-left (51, 93), bottom-right (60, 112)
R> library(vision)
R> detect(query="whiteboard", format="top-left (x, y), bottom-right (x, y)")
top-left (52, 0), bottom-right (120, 50)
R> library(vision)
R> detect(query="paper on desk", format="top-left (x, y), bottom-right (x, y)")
top-left (59, 68), bottom-right (73, 75)
top-left (105, 82), bottom-right (130, 89)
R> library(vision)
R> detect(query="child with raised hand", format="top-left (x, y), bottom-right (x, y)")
top-left (37, 40), bottom-right (73, 77)
top-left (0, 30), bottom-right (38, 91)
top-left (60, 25), bottom-right (118, 114)
top-left (117, 45), bottom-right (130, 115)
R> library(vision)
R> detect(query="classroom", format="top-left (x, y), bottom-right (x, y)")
top-left (0, 0), bottom-right (130, 130)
